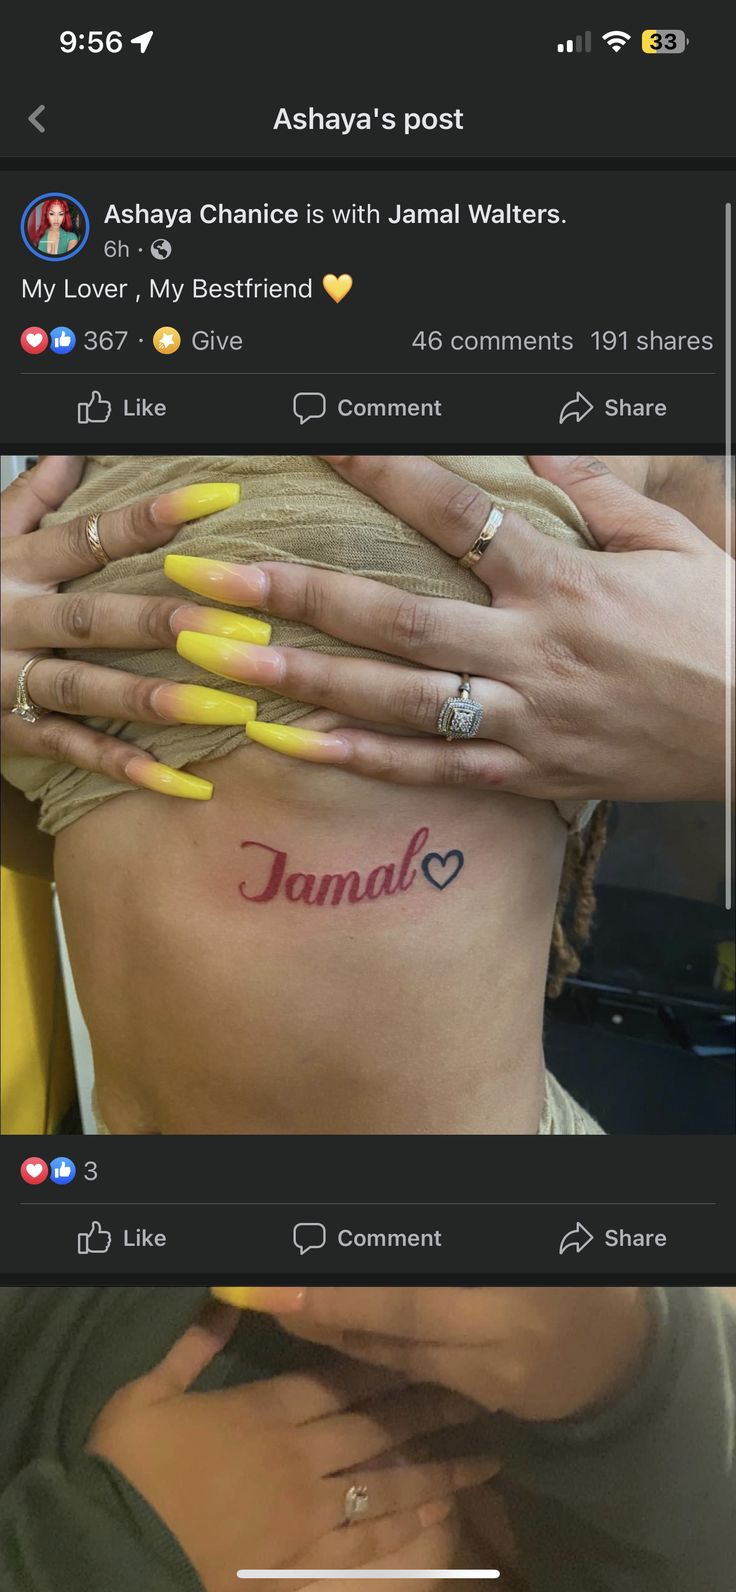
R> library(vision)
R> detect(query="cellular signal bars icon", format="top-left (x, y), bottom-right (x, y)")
top-left (557, 32), bottom-right (592, 53)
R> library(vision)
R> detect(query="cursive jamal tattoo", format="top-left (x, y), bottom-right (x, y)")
top-left (237, 826), bottom-right (466, 906)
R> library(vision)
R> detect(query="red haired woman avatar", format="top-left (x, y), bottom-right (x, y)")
top-left (28, 198), bottom-right (79, 255)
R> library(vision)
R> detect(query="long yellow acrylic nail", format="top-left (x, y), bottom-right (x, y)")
top-left (210, 1287), bottom-right (306, 1313)
top-left (176, 629), bottom-right (272, 681)
top-left (170, 606), bottom-right (275, 644)
top-left (246, 721), bottom-right (351, 761)
top-left (152, 682), bottom-right (257, 726)
top-left (165, 553), bottom-right (268, 607)
top-left (124, 757), bottom-right (213, 800)
top-left (152, 482), bottom-right (240, 525)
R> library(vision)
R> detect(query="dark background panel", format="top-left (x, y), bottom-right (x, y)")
top-left (2, 13), bottom-right (735, 158)
top-left (2, 1135), bottom-right (732, 1279)
top-left (2, 168), bottom-right (729, 449)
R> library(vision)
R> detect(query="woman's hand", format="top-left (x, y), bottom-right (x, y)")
top-left (166, 454), bottom-right (730, 802)
top-left (85, 1301), bottom-right (497, 1592)
top-left (1, 460), bottom-right (268, 801)
top-left (259, 1286), bottom-right (651, 1423)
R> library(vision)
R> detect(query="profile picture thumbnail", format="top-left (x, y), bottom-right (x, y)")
top-left (20, 193), bottom-right (90, 260)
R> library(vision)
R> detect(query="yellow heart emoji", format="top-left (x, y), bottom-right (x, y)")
top-left (322, 273), bottom-right (353, 303)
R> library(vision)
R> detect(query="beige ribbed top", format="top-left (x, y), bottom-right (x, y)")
top-left (3, 455), bottom-right (598, 836)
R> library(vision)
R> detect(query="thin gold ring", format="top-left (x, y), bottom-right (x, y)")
top-left (85, 513), bottom-right (110, 567)
top-left (458, 505), bottom-right (505, 569)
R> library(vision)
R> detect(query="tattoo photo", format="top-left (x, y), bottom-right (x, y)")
top-left (238, 826), bottom-right (466, 906)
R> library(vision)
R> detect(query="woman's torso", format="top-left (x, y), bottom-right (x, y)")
top-left (39, 228), bottom-right (76, 254)
top-left (55, 727), bottom-right (564, 1134)
top-left (43, 455), bottom-right (583, 1135)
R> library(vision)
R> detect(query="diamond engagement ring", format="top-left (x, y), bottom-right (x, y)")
top-left (436, 673), bottom-right (484, 740)
top-left (11, 655), bottom-right (47, 725)
top-left (343, 1483), bottom-right (370, 1524)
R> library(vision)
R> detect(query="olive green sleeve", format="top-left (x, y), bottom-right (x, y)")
top-left (0, 1450), bottom-right (202, 1592)
top-left (494, 1288), bottom-right (736, 1592)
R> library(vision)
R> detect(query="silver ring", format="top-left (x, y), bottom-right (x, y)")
top-left (85, 513), bottom-right (110, 567)
top-left (436, 672), bottom-right (484, 741)
top-left (458, 505), bottom-right (505, 570)
top-left (343, 1483), bottom-right (370, 1524)
top-left (11, 655), bottom-right (47, 725)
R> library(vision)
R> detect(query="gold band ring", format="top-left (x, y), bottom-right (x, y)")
top-left (458, 505), bottom-right (505, 569)
top-left (85, 513), bottom-right (110, 567)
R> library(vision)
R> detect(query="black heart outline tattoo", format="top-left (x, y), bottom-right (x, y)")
top-left (421, 850), bottom-right (465, 890)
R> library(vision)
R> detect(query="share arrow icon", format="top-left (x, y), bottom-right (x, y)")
top-left (559, 1221), bottom-right (594, 1256)
top-left (130, 30), bottom-right (154, 54)
top-left (558, 390), bottom-right (594, 424)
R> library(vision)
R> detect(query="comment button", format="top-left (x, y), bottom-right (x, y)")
top-left (293, 392), bottom-right (327, 424)
top-left (293, 1222), bottom-right (327, 1255)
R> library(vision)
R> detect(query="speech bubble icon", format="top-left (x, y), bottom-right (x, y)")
top-left (293, 391), bottom-right (327, 425)
top-left (293, 1221), bottom-right (327, 1256)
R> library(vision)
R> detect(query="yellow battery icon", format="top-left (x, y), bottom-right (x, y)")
top-left (642, 29), bottom-right (689, 52)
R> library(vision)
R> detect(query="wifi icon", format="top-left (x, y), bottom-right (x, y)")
top-left (602, 30), bottom-right (631, 51)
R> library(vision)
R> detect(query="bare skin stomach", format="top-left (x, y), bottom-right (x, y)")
top-left (53, 710), bottom-right (566, 1135)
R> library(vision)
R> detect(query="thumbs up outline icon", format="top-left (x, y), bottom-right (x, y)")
top-left (77, 390), bottom-right (111, 424)
top-left (77, 1220), bottom-right (112, 1255)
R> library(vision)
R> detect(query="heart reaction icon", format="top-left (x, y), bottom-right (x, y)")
top-left (322, 273), bottom-right (353, 303)
top-left (20, 326), bottom-right (49, 354)
top-left (21, 1157), bottom-right (49, 1184)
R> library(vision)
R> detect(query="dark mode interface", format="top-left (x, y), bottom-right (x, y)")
top-left (0, 15), bottom-right (733, 1283)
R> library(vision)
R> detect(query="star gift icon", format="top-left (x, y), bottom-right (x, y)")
top-left (152, 326), bottom-right (181, 355)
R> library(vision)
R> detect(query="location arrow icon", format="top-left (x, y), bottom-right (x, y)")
top-left (559, 1221), bottom-right (594, 1255)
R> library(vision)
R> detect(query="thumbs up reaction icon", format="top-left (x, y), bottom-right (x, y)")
top-left (50, 325), bottom-right (76, 354)
top-left (77, 1221), bottom-right (112, 1255)
top-left (50, 1156), bottom-right (76, 1185)
top-left (77, 390), bottom-right (111, 424)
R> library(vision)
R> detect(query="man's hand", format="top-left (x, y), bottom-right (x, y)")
top-left (267, 1287), bottom-right (652, 1423)
top-left (85, 1301), bottom-right (497, 1592)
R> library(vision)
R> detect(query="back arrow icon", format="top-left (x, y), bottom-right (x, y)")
top-left (559, 1221), bottom-right (594, 1255)
top-left (558, 390), bottom-right (594, 425)
top-left (28, 105), bottom-right (45, 133)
